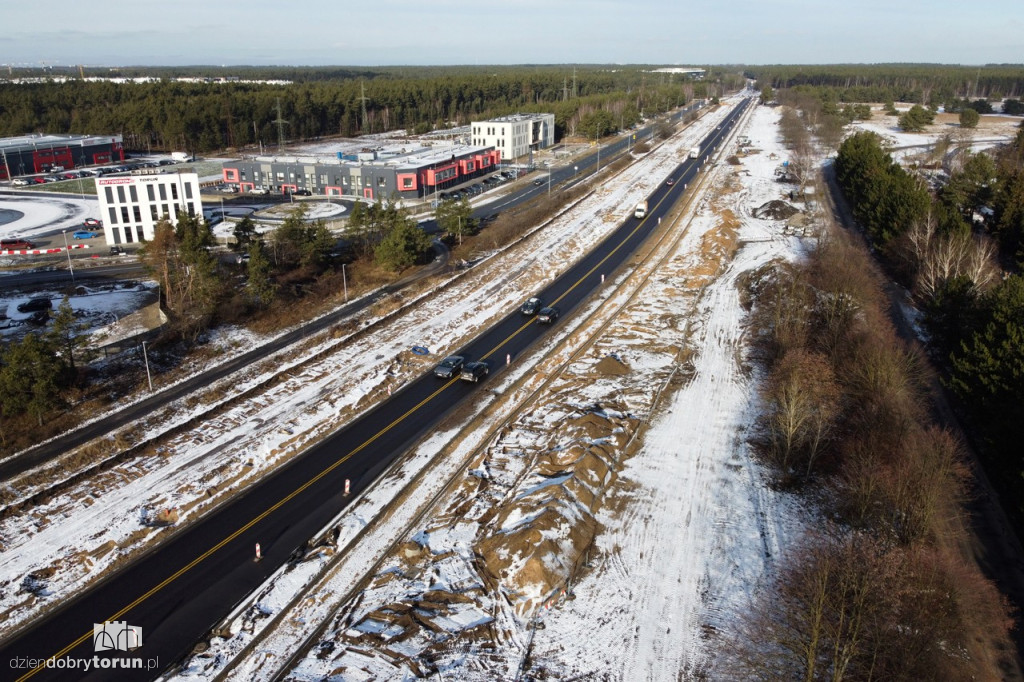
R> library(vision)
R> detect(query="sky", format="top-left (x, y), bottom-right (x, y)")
top-left (1, 0), bottom-right (1022, 67)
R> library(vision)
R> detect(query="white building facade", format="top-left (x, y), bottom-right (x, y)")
top-left (471, 113), bottom-right (555, 162)
top-left (97, 172), bottom-right (202, 245)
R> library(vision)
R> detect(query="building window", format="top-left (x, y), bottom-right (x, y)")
top-left (150, 205), bottom-right (158, 221)
top-left (129, 186), bottom-right (138, 202)
top-left (162, 204), bottom-right (169, 218)
top-left (133, 206), bottom-right (142, 222)
top-left (117, 186), bottom-right (126, 203)
top-left (124, 225), bottom-right (133, 243)
top-left (136, 226), bottom-right (145, 242)
top-left (147, 185), bottom-right (155, 201)
top-left (108, 207), bottom-right (118, 224)
top-left (111, 227), bottom-right (121, 244)
top-left (377, 176), bottom-right (386, 187)
top-left (184, 183), bottom-right (193, 199)
top-left (159, 185), bottom-right (167, 201)
top-left (121, 207), bottom-right (129, 224)
top-left (105, 187), bottom-right (114, 203)
top-left (171, 183), bottom-right (178, 200)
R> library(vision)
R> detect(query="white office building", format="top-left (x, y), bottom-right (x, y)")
top-left (471, 113), bottom-right (555, 162)
top-left (96, 172), bottom-right (202, 245)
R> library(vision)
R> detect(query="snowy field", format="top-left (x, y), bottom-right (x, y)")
top-left (165, 101), bottom-right (815, 680)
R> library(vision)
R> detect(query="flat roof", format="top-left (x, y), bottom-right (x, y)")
top-left (0, 133), bottom-right (122, 153)
top-left (243, 141), bottom-right (494, 171)
top-left (474, 113), bottom-right (553, 124)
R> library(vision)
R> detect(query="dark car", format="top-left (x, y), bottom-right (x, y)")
top-left (292, 188), bottom-right (312, 196)
top-left (17, 297), bottom-right (52, 314)
top-left (83, 218), bottom-right (102, 227)
top-left (537, 306), bottom-right (560, 324)
top-left (533, 179), bottom-right (544, 186)
top-left (433, 355), bottom-right (466, 379)
top-left (666, 178), bottom-right (675, 186)
top-left (520, 296), bottom-right (543, 316)
top-left (460, 361), bottom-right (489, 383)
top-left (109, 246), bottom-right (126, 255)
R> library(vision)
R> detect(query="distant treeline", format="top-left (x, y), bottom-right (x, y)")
top-left (0, 66), bottom-right (742, 153)
top-left (747, 63), bottom-right (1024, 106)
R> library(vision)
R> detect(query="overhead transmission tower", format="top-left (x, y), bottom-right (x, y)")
top-left (273, 97), bottom-right (289, 150)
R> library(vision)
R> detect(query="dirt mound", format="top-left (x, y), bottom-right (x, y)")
top-left (594, 354), bottom-right (630, 376)
top-left (752, 200), bottom-right (799, 220)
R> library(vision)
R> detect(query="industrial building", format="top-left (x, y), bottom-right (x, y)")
top-left (221, 142), bottom-right (501, 200)
top-left (470, 113), bottom-right (555, 162)
top-left (96, 172), bottom-right (202, 245)
top-left (0, 133), bottom-right (124, 180)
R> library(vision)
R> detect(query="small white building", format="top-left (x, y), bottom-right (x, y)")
top-left (97, 172), bottom-right (202, 245)
top-left (471, 113), bottom-right (555, 163)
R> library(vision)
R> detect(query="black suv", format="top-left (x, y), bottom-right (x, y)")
top-left (520, 296), bottom-right (543, 316)
top-left (460, 361), bottom-right (489, 383)
top-left (434, 355), bottom-right (466, 379)
top-left (537, 306), bottom-right (560, 324)
top-left (292, 188), bottom-right (312, 196)
top-left (17, 297), bottom-right (52, 313)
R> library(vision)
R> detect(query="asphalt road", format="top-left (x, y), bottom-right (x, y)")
top-left (0, 100), bottom-right (748, 681)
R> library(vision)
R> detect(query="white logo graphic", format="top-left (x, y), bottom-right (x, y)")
top-left (93, 621), bottom-right (143, 652)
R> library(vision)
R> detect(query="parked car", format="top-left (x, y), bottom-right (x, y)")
top-left (520, 296), bottom-right (543, 316)
top-left (665, 178), bottom-right (675, 186)
top-left (72, 230), bottom-right (98, 239)
top-left (433, 355), bottom-right (466, 379)
top-left (17, 297), bottom-right (52, 313)
top-left (83, 218), bottom-right (102, 227)
top-left (1, 239), bottom-right (35, 249)
top-left (11, 178), bottom-right (29, 186)
top-left (537, 306), bottom-right (560, 324)
top-left (460, 361), bottom-right (490, 383)
top-left (249, 187), bottom-right (270, 195)
top-left (109, 246), bottom-right (126, 255)
top-left (292, 188), bottom-right (312, 196)
top-left (219, 185), bottom-right (238, 193)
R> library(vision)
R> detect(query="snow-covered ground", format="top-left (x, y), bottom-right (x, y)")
top-left (2, 98), bottom-right (820, 679)
top-left (164, 102), bottom-right (814, 680)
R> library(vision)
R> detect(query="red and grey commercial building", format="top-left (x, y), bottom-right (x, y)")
top-left (221, 143), bottom-right (501, 200)
top-left (0, 133), bottom-right (125, 180)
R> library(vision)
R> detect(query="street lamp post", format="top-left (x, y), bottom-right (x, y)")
top-left (142, 341), bottom-right (154, 392)
top-left (342, 263), bottom-right (348, 302)
top-left (574, 165), bottom-right (578, 181)
top-left (547, 166), bottom-right (551, 195)
top-left (62, 230), bottom-right (75, 283)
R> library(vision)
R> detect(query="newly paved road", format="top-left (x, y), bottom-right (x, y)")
top-left (0, 100), bottom-right (749, 681)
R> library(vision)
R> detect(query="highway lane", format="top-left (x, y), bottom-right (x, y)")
top-left (0, 99), bottom-right (749, 681)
